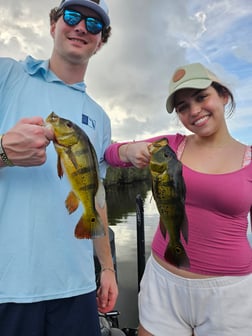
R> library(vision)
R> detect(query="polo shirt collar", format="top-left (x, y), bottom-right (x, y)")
top-left (21, 55), bottom-right (86, 92)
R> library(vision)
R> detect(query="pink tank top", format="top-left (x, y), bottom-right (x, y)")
top-left (151, 134), bottom-right (252, 275)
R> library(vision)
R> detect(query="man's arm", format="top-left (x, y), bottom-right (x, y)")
top-left (94, 201), bottom-right (118, 313)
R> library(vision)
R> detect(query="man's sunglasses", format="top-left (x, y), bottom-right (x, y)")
top-left (63, 9), bottom-right (104, 35)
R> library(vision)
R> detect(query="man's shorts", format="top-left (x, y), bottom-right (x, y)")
top-left (139, 254), bottom-right (252, 336)
top-left (0, 291), bottom-right (101, 336)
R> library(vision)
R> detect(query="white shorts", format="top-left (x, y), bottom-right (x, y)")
top-left (139, 254), bottom-right (252, 336)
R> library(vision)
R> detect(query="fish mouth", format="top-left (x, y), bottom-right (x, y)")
top-left (149, 138), bottom-right (168, 154)
top-left (46, 112), bottom-right (59, 123)
top-left (148, 143), bottom-right (155, 154)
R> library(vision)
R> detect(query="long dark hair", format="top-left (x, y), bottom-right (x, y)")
top-left (211, 82), bottom-right (236, 118)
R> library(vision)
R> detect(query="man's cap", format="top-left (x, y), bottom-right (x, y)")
top-left (59, 0), bottom-right (110, 27)
top-left (166, 63), bottom-right (223, 113)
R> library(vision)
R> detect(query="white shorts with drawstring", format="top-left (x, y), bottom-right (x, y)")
top-left (138, 254), bottom-right (252, 336)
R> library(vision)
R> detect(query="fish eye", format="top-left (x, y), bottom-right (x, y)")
top-left (175, 246), bottom-right (182, 254)
top-left (66, 121), bottom-right (73, 128)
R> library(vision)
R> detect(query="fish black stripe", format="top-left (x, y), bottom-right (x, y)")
top-left (74, 148), bottom-right (89, 156)
top-left (79, 183), bottom-right (97, 191)
top-left (71, 167), bottom-right (94, 177)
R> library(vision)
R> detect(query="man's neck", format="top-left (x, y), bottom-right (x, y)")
top-left (49, 53), bottom-right (88, 84)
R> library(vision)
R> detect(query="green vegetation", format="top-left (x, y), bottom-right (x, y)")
top-left (104, 165), bottom-right (151, 186)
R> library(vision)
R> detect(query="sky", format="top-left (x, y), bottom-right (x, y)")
top-left (0, 0), bottom-right (252, 144)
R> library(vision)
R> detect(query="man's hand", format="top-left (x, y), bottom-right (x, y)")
top-left (1, 116), bottom-right (54, 167)
top-left (96, 268), bottom-right (118, 314)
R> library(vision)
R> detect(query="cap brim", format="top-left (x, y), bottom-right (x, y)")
top-left (166, 78), bottom-right (212, 113)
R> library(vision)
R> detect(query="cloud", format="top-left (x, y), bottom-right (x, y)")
top-left (0, 0), bottom-right (251, 143)
top-left (0, 1), bottom-right (52, 58)
top-left (87, 0), bottom-right (252, 143)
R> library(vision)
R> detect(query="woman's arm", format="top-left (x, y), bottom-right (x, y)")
top-left (105, 135), bottom-right (167, 168)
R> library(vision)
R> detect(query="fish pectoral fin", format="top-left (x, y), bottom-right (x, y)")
top-left (65, 191), bottom-right (79, 214)
top-left (181, 214), bottom-right (189, 243)
top-left (66, 148), bottom-right (79, 169)
top-left (95, 180), bottom-right (106, 209)
top-left (159, 219), bottom-right (167, 239)
top-left (74, 212), bottom-right (105, 239)
top-left (57, 155), bottom-right (64, 178)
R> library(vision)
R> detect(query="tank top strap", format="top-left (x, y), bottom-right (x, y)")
top-left (176, 136), bottom-right (187, 160)
top-left (241, 145), bottom-right (252, 168)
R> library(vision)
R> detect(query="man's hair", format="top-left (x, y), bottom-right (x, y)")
top-left (49, 7), bottom-right (111, 43)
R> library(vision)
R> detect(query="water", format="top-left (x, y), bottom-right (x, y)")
top-left (106, 180), bottom-right (157, 329)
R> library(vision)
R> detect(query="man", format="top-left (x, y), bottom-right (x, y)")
top-left (0, 1), bottom-right (118, 335)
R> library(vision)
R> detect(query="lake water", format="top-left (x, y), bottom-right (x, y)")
top-left (106, 180), bottom-right (157, 329)
top-left (105, 181), bottom-right (252, 330)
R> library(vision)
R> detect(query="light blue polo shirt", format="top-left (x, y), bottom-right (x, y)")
top-left (0, 56), bottom-right (111, 303)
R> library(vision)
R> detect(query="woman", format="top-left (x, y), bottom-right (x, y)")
top-left (105, 63), bottom-right (252, 336)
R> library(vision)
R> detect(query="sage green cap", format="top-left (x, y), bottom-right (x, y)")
top-left (166, 63), bottom-right (222, 113)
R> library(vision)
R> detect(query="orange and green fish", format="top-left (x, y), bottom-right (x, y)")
top-left (46, 112), bottom-right (105, 239)
top-left (149, 138), bottom-right (190, 268)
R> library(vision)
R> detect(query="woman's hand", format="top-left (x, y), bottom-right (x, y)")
top-left (119, 141), bottom-right (151, 168)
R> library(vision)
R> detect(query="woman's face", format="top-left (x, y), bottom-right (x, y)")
top-left (174, 86), bottom-right (229, 137)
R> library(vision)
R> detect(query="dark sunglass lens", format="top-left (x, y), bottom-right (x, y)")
top-left (86, 17), bottom-right (103, 34)
top-left (63, 9), bottom-right (103, 34)
top-left (64, 10), bottom-right (82, 26)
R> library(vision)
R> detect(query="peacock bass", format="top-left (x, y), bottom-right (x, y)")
top-left (46, 112), bottom-right (105, 239)
top-left (149, 138), bottom-right (190, 268)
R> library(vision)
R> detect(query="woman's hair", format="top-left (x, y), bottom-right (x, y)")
top-left (49, 7), bottom-right (112, 44)
top-left (211, 82), bottom-right (236, 118)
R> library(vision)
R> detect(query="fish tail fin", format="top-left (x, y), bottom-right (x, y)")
top-left (164, 242), bottom-right (190, 268)
top-left (74, 212), bottom-right (105, 239)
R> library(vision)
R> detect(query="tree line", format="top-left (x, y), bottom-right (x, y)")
top-left (104, 165), bottom-right (151, 186)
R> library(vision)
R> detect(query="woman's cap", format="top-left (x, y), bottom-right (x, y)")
top-left (58, 0), bottom-right (110, 27)
top-left (166, 63), bottom-right (222, 113)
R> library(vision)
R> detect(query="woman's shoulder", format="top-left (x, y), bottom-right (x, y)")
top-left (167, 133), bottom-right (186, 151)
top-left (147, 133), bottom-right (185, 144)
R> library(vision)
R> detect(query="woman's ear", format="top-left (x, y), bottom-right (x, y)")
top-left (222, 89), bottom-right (230, 105)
